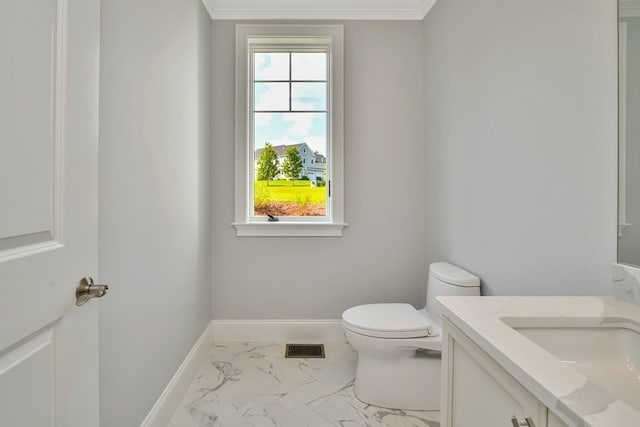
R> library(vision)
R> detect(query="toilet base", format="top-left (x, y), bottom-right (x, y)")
top-left (345, 326), bottom-right (442, 411)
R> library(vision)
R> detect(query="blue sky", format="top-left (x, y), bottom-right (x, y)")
top-left (254, 112), bottom-right (326, 155)
top-left (253, 52), bottom-right (327, 155)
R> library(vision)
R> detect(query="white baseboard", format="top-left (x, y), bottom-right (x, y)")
top-left (140, 322), bottom-right (213, 427)
top-left (211, 319), bottom-right (345, 342)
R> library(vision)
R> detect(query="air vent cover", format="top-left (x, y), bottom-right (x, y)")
top-left (285, 343), bottom-right (325, 358)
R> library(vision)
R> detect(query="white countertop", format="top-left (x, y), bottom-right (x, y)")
top-left (437, 296), bottom-right (640, 427)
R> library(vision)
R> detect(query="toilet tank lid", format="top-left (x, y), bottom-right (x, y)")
top-left (430, 262), bottom-right (480, 287)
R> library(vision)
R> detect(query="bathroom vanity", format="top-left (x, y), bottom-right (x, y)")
top-left (438, 296), bottom-right (640, 427)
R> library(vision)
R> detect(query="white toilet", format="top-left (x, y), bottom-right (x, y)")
top-left (342, 262), bottom-right (481, 410)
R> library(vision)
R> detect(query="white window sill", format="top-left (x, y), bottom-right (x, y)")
top-left (232, 222), bottom-right (347, 237)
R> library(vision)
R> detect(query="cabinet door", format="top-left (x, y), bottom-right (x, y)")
top-left (444, 321), bottom-right (547, 427)
top-left (548, 411), bottom-right (570, 427)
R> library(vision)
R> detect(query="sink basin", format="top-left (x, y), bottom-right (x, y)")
top-left (513, 325), bottom-right (640, 412)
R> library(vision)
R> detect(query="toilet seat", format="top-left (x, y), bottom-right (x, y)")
top-left (342, 303), bottom-right (436, 339)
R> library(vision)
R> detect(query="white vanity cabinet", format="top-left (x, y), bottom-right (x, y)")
top-left (548, 412), bottom-right (570, 427)
top-left (441, 319), bottom-right (570, 427)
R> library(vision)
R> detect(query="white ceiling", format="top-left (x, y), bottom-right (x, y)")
top-left (201, 0), bottom-right (438, 21)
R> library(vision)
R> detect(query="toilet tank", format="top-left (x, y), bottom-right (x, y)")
top-left (426, 262), bottom-right (481, 326)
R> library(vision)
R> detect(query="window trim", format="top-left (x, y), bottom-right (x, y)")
top-left (233, 24), bottom-right (345, 237)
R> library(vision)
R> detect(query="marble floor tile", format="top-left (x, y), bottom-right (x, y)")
top-left (168, 342), bottom-right (440, 427)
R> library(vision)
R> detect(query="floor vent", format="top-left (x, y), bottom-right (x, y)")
top-left (285, 343), bottom-right (325, 358)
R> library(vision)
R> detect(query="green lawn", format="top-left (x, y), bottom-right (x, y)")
top-left (254, 180), bottom-right (326, 205)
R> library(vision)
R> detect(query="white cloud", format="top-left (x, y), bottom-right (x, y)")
top-left (304, 136), bottom-right (327, 156)
top-left (254, 112), bottom-right (326, 156)
top-left (291, 53), bottom-right (326, 81)
top-left (255, 83), bottom-right (288, 111)
top-left (280, 113), bottom-right (326, 155)
top-left (291, 83), bottom-right (326, 111)
top-left (254, 113), bottom-right (273, 126)
top-left (282, 113), bottom-right (314, 136)
top-left (255, 52), bottom-right (289, 80)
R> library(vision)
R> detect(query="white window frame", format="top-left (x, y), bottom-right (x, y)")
top-left (233, 24), bottom-right (346, 237)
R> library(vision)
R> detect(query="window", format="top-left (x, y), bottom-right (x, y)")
top-left (234, 25), bottom-right (345, 237)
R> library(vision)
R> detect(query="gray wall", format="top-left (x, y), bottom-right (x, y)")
top-left (211, 21), bottom-right (426, 319)
top-left (98, 1), bottom-right (211, 426)
top-left (422, 0), bottom-right (618, 296)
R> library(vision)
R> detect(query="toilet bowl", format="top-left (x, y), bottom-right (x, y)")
top-left (342, 262), bottom-right (480, 410)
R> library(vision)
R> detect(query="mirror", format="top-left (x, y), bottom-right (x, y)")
top-left (618, 1), bottom-right (640, 266)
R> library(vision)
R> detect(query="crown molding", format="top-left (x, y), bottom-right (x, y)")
top-left (201, 0), bottom-right (437, 21)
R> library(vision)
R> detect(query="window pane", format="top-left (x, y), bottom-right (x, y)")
top-left (254, 52), bottom-right (289, 81)
top-left (253, 112), bottom-right (327, 217)
top-left (254, 82), bottom-right (289, 111)
top-left (254, 113), bottom-right (326, 159)
top-left (291, 53), bottom-right (326, 81)
top-left (291, 83), bottom-right (326, 111)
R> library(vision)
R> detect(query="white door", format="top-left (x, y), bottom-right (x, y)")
top-left (0, 0), bottom-right (101, 426)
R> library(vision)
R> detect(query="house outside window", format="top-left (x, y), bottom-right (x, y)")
top-left (234, 25), bottom-right (345, 237)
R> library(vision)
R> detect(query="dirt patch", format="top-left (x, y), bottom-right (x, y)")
top-left (255, 202), bottom-right (325, 217)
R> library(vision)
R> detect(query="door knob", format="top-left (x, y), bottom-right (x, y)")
top-left (75, 277), bottom-right (109, 306)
